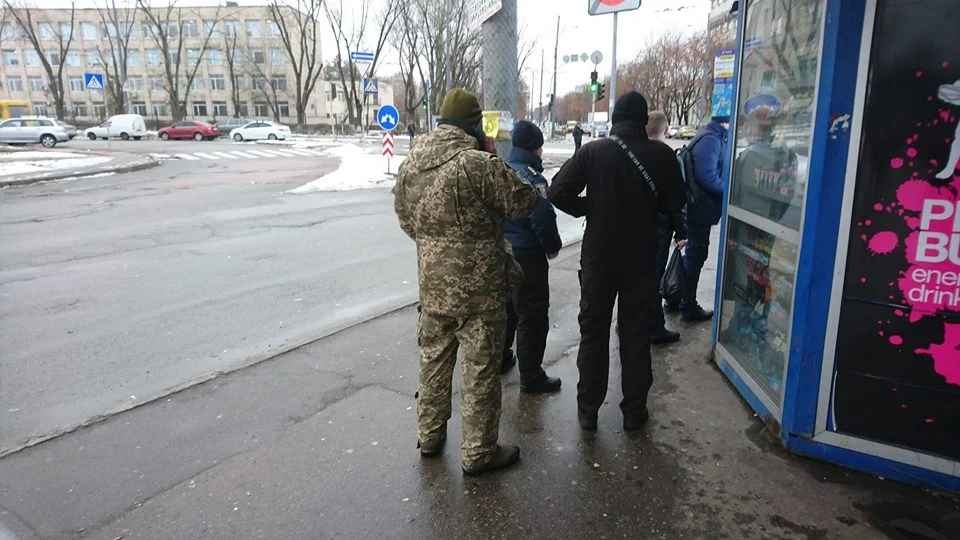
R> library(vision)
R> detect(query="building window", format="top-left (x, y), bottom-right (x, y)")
top-left (146, 49), bottom-right (161, 66)
top-left (69, 77), bottom-right (84, 92)
top-left (223, 20), bottom-right (239, 36)
top-left (152, 103), bottom-right (169, 117)
top-left (251, 75), bottom-right (263, 89)
top-left (190, 77), bottom-right (205, 91)
top-left (47, 50), bottom-right (61, 66)
top-left (254, 101), bottom-right (269, 117)
top-left (127, 77), bottom-right (145, 91)
top-left (3, 50), bottom-right (18, 66)
top-left (168, 50), bottom-right (179, 65)
top-left (245, 19), bottom-right (260, 37)
top-left (131, 101), bottom-right (147, 115)
top-left (203, 20), bottom-right (217, 35)
top-left (252, 50), bottom-right (265, 64)
top-left (231, 74), bottom-right (247, 90)
top-left (186, 48), bottom-right (201, 66)
top-left (207, 48), bottom-right (221, 65)
top-left (270, 75), bottom-right (287, 91)
top-left (86, 50), bottom-right (102, 66)
top-left (270, 47), bottom-right (285, 65)
top-left (192, 101), bottom-right (208, 116)
top-left (29, 76), bottom-right (45, 91)
top-left (182, 19), bottom-right (199, 38)
top-left (268, 20), bottom-right (281, 36)
top-left (6, 76), bottom-right (24, 92)
top-left (128, 50), bottom-right (142, 67)
top-left (23, 50), bottom-right (40, 67)
top-left (150, 77), bottom-right (164, 91)
top-left (330, 82), bottom-right (337, 99)
top-left (81, 22), bottom-right (98, 40)
top-left (66, 50), bottom-right (81, 67)
top-left (278, 101), bottom-right (289, 117)
top-left (209, 74), bottom-right (225, 90)
top-left (212, 101), bottom-right (228, 116)
top-left (33, 104), bottom-right (48, 116)
top-left (73, 103), bottom-right (88, 117)
top-left (237, 103), bottom-right (248, 117)
top-left (93, 102), bottom-right (106, 119)
top-left (39, 23), bottom-right (54, 40)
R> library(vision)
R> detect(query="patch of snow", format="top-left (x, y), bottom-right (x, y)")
top-left (287, 144), bottom-right (405, 193)
top-left (0, 156), bottom-right (112, 176)
top-left (0, 151), bottom-right (91, 161)
top-left (542, 146), bottom-right (574, 156)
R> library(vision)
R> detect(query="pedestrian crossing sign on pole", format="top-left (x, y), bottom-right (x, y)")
top-left (84, 72), bottom-right (105, 90)
top-left (362, 78), bottom-right (378, 95)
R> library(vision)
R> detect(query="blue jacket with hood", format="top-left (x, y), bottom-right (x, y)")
top-left (504, 147), bottom-right (563, 256)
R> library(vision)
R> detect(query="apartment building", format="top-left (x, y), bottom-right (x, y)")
top-left (0, 3), bottom-right (392, 127)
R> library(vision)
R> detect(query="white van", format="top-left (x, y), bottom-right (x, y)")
top-left (83, 114), bottom-right (148, 141)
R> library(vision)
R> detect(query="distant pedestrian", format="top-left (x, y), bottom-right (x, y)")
top-left (407, 123), bottom-right (415, 143)
top-left (501, 120), bottom-right (563, 393)
top-left (393, 88), bottom-right (538, 475)
top-left (549, 92), bottom-right (685, 432)
top-left (646, 110), bottom-right (686, 344)
top-left (680, 114), bottom-right (730, 323)
top-left (572, 123), bottom-right (585, 151)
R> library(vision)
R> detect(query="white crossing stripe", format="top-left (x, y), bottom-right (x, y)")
top-left (265, 149), bottom-right (300, 156)
top-left (284, 149), bottom-right (314, 156)
top-left (193, 152), bottom-right (221, 160)
top-left (221, 151), bottom-right (255, 159)
top-left (300, 149), bottom-right (328, 156)
top-left (246, 150), bottom-right (280, 157)
top-left (253, 149), bottom-right (289, 157)
top-left (176, 153), bottom-right (201, 160)
top-left (213, 151), bottom-right (244, 160)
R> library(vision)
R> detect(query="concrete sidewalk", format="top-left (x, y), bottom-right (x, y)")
top-left (0, 245), bottom-right (957, 539)
top-left (0, 150), bottom-right (157, 187)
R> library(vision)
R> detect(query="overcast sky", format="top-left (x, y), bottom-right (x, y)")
top-left (24, 0), bottom-right (709, 95)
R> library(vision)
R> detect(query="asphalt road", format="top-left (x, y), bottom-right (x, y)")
top-left (0, 136), bottom-right (582, 455)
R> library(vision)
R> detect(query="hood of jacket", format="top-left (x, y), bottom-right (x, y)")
top-left (404, 124), bottom-right (478, 171)
top-left (507, 147), bottom-right (544, 172)
top-left (703, 120), bottom-right (728, 140)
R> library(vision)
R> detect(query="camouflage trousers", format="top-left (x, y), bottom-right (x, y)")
top-left (417, 308), bottom-right (504, 467)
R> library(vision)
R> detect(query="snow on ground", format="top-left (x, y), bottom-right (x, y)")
top-left (287, 143), bottom-right (404, 193)
top-left (543, 146), bottom-right (574, 157)
top-left (0, 151), bottom-right (93, 161)
top-left (0, 156), bottom-right (112, 176)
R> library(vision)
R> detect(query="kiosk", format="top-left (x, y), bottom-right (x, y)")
top-left (712, 0), bottom-right (959, 491)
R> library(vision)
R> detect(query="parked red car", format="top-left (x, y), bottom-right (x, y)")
top-left (158, 121), bottom-right (221, 141)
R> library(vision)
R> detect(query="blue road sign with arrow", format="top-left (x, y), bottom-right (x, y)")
top-left (377, 104), bottom-right (399, 131)
top-left (84, 72), bottom-right (105, 90)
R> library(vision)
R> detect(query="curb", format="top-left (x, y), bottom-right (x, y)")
top-left (0, 155), bottom-right (159, 187)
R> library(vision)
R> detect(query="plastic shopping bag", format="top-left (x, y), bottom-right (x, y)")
top-left (659, 249), bottom-right (685, 304)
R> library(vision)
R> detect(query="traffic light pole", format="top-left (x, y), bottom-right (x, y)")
top-left (609, 11), bottom-right (618, 115)
top-left (590, 63), bottom-right (598, 137)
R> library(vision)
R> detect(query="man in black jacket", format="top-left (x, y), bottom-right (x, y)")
top-left (502, 121), bottom-right (563, 394)
top-left (548, 92), bottom-right (685, 431)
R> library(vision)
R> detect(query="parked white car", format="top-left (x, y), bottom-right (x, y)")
top-left (83, 114), bottom-right (148, 141)
top-left (0, 116), bottom-right (71, 147)
top-left (230, 121), bottom-right (291, 142)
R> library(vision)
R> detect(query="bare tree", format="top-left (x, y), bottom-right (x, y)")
top-left (393, 3), bottom-right (425, 127)
top-left (324, 0), bottom-right (398, 129)
top-left (266, 0), bottom-right (325, 128)
top-left (137, 0), bottom-right (221, 121)
top-left (96, 0), bottom-right (137, 115)
top-left (221, 24), bottom-right (244, 118)
top-left (4, 0), bottom-right (76, 119)
top-left (516, 26), bottom-right (536, 80)
top-left (248, 57), bottom-right (285, 122)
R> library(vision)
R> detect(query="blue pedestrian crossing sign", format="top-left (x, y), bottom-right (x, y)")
top-left (84, 72), bottom-right (105, 90)
top-left (377, 104), bottom-right (399, 131)
top-left (362, 78), bottom-right (378, 95)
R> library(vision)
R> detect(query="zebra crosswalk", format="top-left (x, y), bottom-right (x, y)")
top-left (153, 147), bottom-right (331, 162)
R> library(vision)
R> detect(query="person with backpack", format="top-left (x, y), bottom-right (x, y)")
top-left (548, 92), bottom-right (685, 431)
top-left (645, 111), bottom-right (686, 344)
top-left (678, 114), bottom-right (730, 322)
top-left (501, 120), bottom-right (563, 394)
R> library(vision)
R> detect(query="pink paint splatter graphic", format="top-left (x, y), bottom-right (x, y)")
top-left (915, 324), bottom-right (960, 385)
top-left (868, 231), bottom-right (899, 254)
top-left (889, 335), bottom-right (904, 346)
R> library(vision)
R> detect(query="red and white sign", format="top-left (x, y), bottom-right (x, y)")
top-left (382, 132), bottom-right (394, 157)
top-left (588, 0), bottom-right (641, 16)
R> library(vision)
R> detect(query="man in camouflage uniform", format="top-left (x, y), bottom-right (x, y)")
top-left (393, 88), bottom-right (538, 476)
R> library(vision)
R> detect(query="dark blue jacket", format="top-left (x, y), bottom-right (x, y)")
top-left (686, 120), bottom-right (729, 225)
top-left (505, 148), bottom-right (563, 256)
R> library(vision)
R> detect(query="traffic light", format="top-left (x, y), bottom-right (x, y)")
top-left (596, 83), bottom-right (606, 102)
top-left (589, 71), bottom-right (599, 95)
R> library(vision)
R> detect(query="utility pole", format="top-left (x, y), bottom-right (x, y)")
top-left (550, 16), bottom-right (559, 139)
top-left (609, 12), bottom-right (618, 115)
top-left (538, 49), bottom-right (544, 124)
top-left (481, 0), bottom-right (518, 156)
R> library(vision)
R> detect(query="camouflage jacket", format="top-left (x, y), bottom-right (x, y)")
top-left (393, 125), bottom-right (538, 316)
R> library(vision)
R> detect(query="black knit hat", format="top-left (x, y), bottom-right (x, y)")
top-left (511, 120), bottom-right (544, 151)
top-left (611, 91), bottom-right (649, 125)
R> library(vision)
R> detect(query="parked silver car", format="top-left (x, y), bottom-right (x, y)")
top-left (0, 117), bottom-right (71, 147)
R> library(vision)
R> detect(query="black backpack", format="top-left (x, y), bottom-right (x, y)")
top-left (676, 133), bottom-right (709, 206)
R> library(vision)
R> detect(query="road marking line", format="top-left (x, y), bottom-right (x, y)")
top-left (225, 151), bottom-right (257, 159)
top-left (265, 149), bottom-right (299, 156)
top-left (300, 149), bottom-right (328, 156)
top-left (211, 151), bottom-right (242, 160)
top-left (253, 149), bottom-right (288, 157)
top-left (285, 149), bottom-right (314, 156)
top-left (175, 153), bottom-right (201, 160)
top-left (193, 152), bottom-right (221, 160)
top-left (246, 150), bottom-right (279, 157)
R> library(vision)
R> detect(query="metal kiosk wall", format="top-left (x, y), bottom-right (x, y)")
top-left (712, 0), bottom-right (960, 491)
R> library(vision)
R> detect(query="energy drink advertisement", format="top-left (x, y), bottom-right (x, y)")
top-left (831, 0), bottom-right (960, 459)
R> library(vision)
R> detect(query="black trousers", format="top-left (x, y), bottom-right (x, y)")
top-left (652, 225), bottom-right (673, 333)
top-left (576, 261), bottom-right (654, 417)
top-left (682, 223), bottom-right (712, 309)
top-left (503, 252), bottom-right (550, 385)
